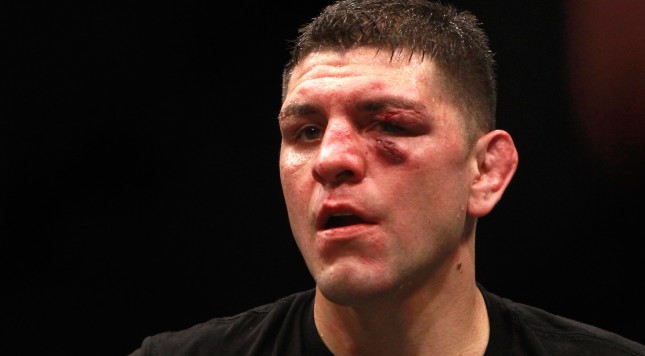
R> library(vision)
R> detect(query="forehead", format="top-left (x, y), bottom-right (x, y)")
top-left (283, 48), bottom-right (468, 137)
top-left (286, 48), bottom-right (443, 100)
top-left (283, 49), bottom-right (462, 126)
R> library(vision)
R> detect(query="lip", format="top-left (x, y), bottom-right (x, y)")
top-left (315, 201), bottom-right (377, 232)
top-left (316, 223), bottom-right (378, 243)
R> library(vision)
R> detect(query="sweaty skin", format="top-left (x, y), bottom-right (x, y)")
top-left (279, 48), bottom-right (474, 305)
top-left (277, 47), bottom-right (515, 355)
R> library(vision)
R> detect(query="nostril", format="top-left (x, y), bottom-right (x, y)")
top-left (313, 164), bottom-right (360, 185)
top-left (335, 170), bottom-right (355, 182)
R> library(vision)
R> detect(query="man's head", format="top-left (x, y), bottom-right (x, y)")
top-left (282, 0), bottom-right (497, 145)
top-left (278, 0), bottom-right (517, 305)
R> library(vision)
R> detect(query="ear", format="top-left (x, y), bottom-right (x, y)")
top-left (467, 130), bottom-right (519, 217)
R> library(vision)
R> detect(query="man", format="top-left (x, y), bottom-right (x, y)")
top-left (130, 0), bottom-right (645, 354)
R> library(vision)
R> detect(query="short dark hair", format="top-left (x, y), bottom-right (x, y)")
top-left (282, 0), bottom-right (497, 142)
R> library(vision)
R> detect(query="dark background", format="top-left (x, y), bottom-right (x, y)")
top-left (4, 1), bottom-right (643, 354)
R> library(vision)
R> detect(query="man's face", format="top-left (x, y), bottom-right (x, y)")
top-left (278, 48), bottom-right (478, 305)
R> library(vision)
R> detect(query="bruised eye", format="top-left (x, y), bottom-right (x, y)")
top-left (378, 121), bottom-right (406, 133)
top-left (296, 125), bottom-right (324, 141)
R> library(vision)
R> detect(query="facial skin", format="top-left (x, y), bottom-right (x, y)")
top-left (279, 48), bottom-right (490, 307)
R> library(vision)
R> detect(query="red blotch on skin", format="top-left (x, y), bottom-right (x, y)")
top-left (375, 138), bottom-right (406, 164)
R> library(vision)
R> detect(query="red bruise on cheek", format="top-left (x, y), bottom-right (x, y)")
top-left (375, 138), bottom-right (406, 164)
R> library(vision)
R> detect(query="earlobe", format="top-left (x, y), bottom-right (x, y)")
top-left (468, 130), bottom-right (519, 217)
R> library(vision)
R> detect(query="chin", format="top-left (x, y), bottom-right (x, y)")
top-left (315, 267), bottom-right (396, 306)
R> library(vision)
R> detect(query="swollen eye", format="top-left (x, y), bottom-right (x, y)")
top-left (380, 122), bottom-right (405, 133)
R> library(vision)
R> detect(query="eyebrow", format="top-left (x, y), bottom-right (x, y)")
top-left (279, 103), bottom-right (321, 121)
top-left (279, 97), bottom-right (426, 121)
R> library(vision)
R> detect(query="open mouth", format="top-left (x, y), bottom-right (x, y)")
top-left (324, 213), bottom-right (367, 229)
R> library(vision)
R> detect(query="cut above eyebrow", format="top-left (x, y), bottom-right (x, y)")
top-left (356, 98), bottom-right (426, 113)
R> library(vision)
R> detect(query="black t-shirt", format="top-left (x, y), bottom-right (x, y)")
top-left (130, 289), bottom-right (330, 356)
top-left (130, 285), bottom-right (645, 355)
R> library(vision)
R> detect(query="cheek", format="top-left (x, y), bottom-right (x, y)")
top-left (280, 151), bottom-right (315, 221)
top-left (374, 138), bottom-right (407, 164)
top-left (280, 149), bottom-right (311, 187)
top-left (378, 142), bottom-right (469, 216)
top-left (281, 149), bottom-right (311, 168)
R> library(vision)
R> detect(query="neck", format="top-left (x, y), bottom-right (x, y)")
top-left (313, 243), bottom-right (489, 356)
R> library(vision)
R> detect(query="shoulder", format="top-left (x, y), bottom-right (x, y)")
top-left (481, 285), bottom-right (645, 355)
top-left (130, 289), bottom-right (317, 356)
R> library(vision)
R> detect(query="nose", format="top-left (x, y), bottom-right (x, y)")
top-left (313, 120), bottom-right (366, 185)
